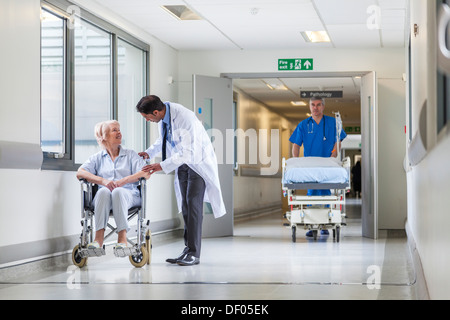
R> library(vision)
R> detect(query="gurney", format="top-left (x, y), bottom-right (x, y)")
top-left (282, 112), bottom-right (350, 242)
top-left (282, 156), bottom-right (350, 242)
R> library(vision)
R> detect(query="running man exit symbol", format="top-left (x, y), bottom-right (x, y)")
top-left (278, 58), bottom-right (314, 71)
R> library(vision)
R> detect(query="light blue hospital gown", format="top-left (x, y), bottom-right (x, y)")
top-left (79, 146), bottom-right (146, 232)
top-left (80, 146), bottom-right (146, 197)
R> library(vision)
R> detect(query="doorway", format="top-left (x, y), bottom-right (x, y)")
top-left (220, 71), bottom-right (378, 239)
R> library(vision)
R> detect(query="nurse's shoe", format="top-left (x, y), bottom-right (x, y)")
top-left (305, 230), bottom-right (329, 237)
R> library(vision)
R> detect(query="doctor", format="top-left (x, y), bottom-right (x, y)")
top-left (136, 95), bottom-right (226, 266)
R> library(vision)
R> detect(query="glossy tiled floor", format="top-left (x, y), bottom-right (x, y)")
top-left (0, 199), bottom-right (417, 300)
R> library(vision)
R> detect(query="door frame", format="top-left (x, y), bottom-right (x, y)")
top-left (193, 74), bottom-right (234, 238)
top-left (221, 71), bottom-right (379, 239)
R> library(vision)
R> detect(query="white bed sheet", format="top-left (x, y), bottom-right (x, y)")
top-left (283, 157), bottom-right (348, 184)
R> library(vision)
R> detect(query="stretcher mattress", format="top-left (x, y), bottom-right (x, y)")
top-left (282, 157), bottom-right (349, 189)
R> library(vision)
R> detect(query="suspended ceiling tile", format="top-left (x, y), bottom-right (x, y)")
top-left (381, 29), bottom-right (406, 47)
top-left (314, 0), bottom-right (378, 25)
top-left (327, 24), bottom-right (381, 47)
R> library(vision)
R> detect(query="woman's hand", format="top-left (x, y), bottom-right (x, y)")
top-left (102, 179), bottom-right (119, 191)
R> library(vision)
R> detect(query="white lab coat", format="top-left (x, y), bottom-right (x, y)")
top-left (145, 102), bottom-right (226, 218)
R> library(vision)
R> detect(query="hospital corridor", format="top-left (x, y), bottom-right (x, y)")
top-left (1, 0), bottom-right (450, 302)
top-left (0, 199), bottom-right (416, 300)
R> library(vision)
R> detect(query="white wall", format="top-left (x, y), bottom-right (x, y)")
top-left (233, 88), bottom-right (293, 216)
top-left (378, 79), bottom-right (407, 229)
top-left (406, 0), bottom-right (450, 299)
top-left (0, 0), bottom-right (179, 266)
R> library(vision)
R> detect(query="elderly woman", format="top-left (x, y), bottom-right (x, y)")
top-left (76, 120), bottom-right (149, 249)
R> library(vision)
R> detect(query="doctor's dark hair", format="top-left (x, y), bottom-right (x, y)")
top-left (136, 95), bottom-right (165, 114)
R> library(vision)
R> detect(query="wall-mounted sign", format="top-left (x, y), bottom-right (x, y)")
top-left (300, 90), bottom-right (343, 98)
top-left (278, 58), bottom-right (313, 71)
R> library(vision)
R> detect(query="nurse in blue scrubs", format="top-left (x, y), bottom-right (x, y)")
top-left (289, 96), bottom-right (347, 235)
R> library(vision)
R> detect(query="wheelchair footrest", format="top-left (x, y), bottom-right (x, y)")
top-left (79, 247), bottom-right (106, 258)
top-left (113, 246), bottom-right (139, 258)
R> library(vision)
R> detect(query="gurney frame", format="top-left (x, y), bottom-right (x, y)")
top-left (281, 157), bottom-right (351, 242)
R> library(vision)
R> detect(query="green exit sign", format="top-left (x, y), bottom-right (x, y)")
top-left (345, 126), bottom-right (361, 134)
top-left (278, 58), bottom-right (313, 71)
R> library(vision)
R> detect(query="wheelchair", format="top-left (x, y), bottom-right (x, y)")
top-left (71, 178), bottom-right (151, 268)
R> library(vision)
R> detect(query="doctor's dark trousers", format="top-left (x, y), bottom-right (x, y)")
top-left (177, 164), bottom-right (206, 258)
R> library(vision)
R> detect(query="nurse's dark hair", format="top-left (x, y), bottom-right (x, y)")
top-left (136, 95), bottom-right (165, 114)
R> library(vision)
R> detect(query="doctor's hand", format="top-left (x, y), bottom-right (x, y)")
top-left (138, 152), bottom-right (149, 159)
top-left (142, 163), bottom-right (162, 175)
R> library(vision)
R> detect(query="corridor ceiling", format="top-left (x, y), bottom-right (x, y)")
top-left (90, 0), bottom-right (407, 126)
top-left (92, 0), bottom-right (407, 50)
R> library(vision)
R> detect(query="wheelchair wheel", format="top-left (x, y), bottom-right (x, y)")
top-left (72, 245), bottom-right (87, 268)
top-left (129, 244), bottom-right (148, 268)
top-left (145, 230), bottom-right (152, 265)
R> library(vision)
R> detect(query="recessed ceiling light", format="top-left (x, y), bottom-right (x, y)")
top-left (161, 5), bottom-right (202, 21)
top-left (291, 101), bottom-right (307, 106)
top-left (301, 31), bottom-right (331, 43)
top-left (266, 83), bottom-right (288, 91)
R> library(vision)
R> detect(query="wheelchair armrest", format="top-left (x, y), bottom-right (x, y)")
top-left (138, 177), bottom-right (147, 184)
top-left (137, 177), bottom-right (147, 194)
top-left (138, 177), bottom-right (147, 216)
top-left (79, 178), bottom-right (97, 211)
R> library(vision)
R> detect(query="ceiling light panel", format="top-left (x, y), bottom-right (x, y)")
top-left (301, 31), bottom-right (331, 43)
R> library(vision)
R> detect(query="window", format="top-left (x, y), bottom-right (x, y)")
top-left (41, 9), bottom-right (65, 156)
top-left (117, 39), bottom-right (147, 152)
top-left (40, 0), bottom-right (149, 170)
top-left (74, 20), bottom-right (112, 163)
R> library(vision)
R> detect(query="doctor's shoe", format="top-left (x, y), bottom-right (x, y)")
top-left (177, 254), bottom-right (200, 266)
top-left (166, 247), bottom-right (189, 264)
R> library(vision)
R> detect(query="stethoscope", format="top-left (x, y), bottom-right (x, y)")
top-left (307, 117), bottom-right (327, 141)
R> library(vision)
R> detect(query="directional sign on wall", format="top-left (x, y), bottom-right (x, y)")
top-left (300, 90), bottom-right (343, 98)
top-left (278, 58), bottom-right (313, 71)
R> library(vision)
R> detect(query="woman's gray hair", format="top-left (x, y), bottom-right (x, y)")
top-left (94, 120), bottom-right (120, 148)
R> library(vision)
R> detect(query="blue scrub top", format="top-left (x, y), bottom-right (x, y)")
top-left (289, 115), bottom-right (347, 195)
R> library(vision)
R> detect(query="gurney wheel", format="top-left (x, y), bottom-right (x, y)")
top-left (335, 226), bottom-right (340, 243)
top-left (291, 226), bottom-right (296, 243)
top-left (72, 244), bottom-right (87, 268)
top-left (129, 244), bottom-right (148, 268)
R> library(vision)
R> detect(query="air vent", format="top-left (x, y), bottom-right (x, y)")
top-left (161, 5), bottom-right (202, 20)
